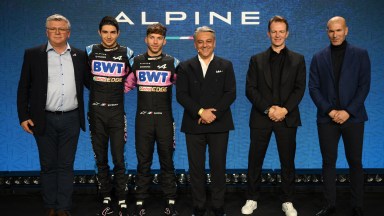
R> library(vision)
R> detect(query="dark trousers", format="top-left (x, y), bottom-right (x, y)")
top-left (185, 132), bottom-right (229, 210)
top-left (34, 110), bottom-right (80, 211)
top-left (89, 105), bottom-right (127, 199)
top-left (318, 122), bottom-right (364, 208)
top-left (135, 111), bottom-right (177, 201)
top-left (246, 126), bottom-right (297, 202)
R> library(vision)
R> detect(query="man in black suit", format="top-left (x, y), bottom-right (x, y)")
top-left (310, 16), bottom-right (370, 216)
top-left (17, 14), bottom-right (88, 216)
top-left (241, 16), bottom-right (306, 216)
top-left (176, 26), bottom-right (236, 216)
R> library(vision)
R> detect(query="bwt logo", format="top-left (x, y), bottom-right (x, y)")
top-left (137, 70), bottom-right (172, 86)
top-left (93, 60), bottom-right (126, 75)
top-left (116, 11), bottom-right (260, 25)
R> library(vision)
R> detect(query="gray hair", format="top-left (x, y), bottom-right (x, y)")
top-left (46, 14), bottom-right (71, 29)
top-left (193, 26), bottom-right (215, 40)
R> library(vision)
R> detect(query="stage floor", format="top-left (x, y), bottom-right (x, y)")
top-left (1, 186), bottom-right (383, 215)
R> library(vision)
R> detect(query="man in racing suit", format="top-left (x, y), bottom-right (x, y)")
top-left (86, 16), bottom-right (133, 216)
top-left (125, 23), bottom-right (179, 216)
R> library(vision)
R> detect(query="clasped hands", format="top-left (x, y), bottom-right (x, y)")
top-left (329, 110), bottom-right (350, 124)
top-left (198, 108), bottom-right (216, 125)
top-left (268, 106), bottom-right (288, 122)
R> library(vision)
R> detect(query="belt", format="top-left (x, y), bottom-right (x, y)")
top-left (45, 108), bottom-right (78, 114)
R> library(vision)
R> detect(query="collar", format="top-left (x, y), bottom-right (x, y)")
top-left (197, 53), bottom-right (214, 64)
top-left (145, 52), bottom-right (164, 61)
top-left (46, 41), bottom-right (71, 53)
top-left (100, 43), bottom-right (120, 52)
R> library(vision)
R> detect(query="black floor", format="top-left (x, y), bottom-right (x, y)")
top-left (1, 185), bottom-right (383, 216)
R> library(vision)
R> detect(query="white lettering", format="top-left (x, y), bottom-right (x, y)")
top-left (116, 11), bottom-right (261, 26)
top-left (166, 12), bottom-right (187, 25)
top-left (210, 12), bottom-right (231, 25)
top-left (142, 12), bottom-right (158, 25)
top-left (242, 12), bottom-right (260, 25)
top-left (115, 11), bottom-right (134, 25)
top-left (195, 12), bottom-right (200, 25)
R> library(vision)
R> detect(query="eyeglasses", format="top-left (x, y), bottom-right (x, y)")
top-left (46, 27), bottom-right (69, 33)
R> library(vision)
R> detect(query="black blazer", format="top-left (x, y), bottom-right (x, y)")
top-left (246, 48), bottom-right (306, 128)
top-left (176, 55), bottom-right (236, 134)
top-left (17, 43), bottom-right (89, 135)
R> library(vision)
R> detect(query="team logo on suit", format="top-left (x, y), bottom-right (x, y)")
top-left (92, 60), bottom-right (126, 76)
top-left (137, 70), bottom-right (172, 86)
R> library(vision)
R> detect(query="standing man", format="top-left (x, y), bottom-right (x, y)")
top-left (176, 26), bottom-right (236, 216)
top-left (86, 16), bottom-right (134, 216)
top-left (309, 16), bottom-right (370, 216)
top-left (125, 23), bottom-right (179, 216)
top-left (17, 14), bottom-right (88, 216)
top-left (241, 16), bottom-right (306, 216)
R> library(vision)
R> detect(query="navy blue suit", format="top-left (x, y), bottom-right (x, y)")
top-left (309, 42), bottom-right (370, 208)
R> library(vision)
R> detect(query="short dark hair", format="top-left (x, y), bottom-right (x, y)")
top-left (99, 16), bottom-right (119, 32)
top-left (146, 23), bottom-right (167, 37)
top-left (268, 15), bottom-right (289, 32)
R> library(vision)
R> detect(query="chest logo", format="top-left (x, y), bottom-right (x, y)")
top-left (92, 60), bottom-right (126, 76)
top-left (157, 64), bottom-right (167, 69)
top-left (137, 70), bottom-right (172, 86)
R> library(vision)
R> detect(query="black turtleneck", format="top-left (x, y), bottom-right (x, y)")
top-left (270, 47), bottom-right (286, 106)
top-left (331, 40), bottom-right (347, 108)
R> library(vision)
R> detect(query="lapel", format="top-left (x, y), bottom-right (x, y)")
top-left (70, 48), bottom-right (79, 88)
top-left (262, 49), bottom-right (272, 89)
top-left (189, 56), bottom-right (204, 83)
top-left (203, 56), bottom-right (218, 82)
top-left (340, 43), bottom-right (353, 82)
top-left (323, 46), bottom-right (335, 85)
top-left (281, 49), bottom-right (291, 85)
top-left (40, 44), bottom-right (49, 86)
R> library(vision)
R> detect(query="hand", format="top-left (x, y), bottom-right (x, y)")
top-left (268, 106), bottom-right (287, 122)
top-left (200, 108), bottom-right (217, 124)
top-left (332, 110), bottom-right (350, 124)
top-left (198, 118), bottom-right (208, 125)
top-left (21, 119), bottom-right (34, 134)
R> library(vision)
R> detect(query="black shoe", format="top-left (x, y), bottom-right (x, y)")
top-left (351, 207), bottom-right (364, 216)
top-left (315, 205), bottom-right (336, 216)
top-left (132, 201), bottom-right (146, 216)
top-left (212, 208), bottom-right (226, 216)
top-left (97, 200), bottom-right (114, 215)
top-left (192, 207), bottom-right (206, 216)
top-left (118, 204), bottom-right (129, 216)
top-left (164, 201), bottom-right (179, 215)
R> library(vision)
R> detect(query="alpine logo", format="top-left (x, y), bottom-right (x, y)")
top-left (157, 64), bottom-right (167, 69)
top-left (113, 56), bottom-right (122, 60)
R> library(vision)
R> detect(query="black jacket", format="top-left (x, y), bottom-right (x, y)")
top-left (17, 43), bottom-right (89, 135)
top-left (246, 48), bottom-right (306, 128)
top-left (176, 55), bottom-right (236, 134)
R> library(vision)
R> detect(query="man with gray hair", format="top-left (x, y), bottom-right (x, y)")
top-left (176, 26), bottom-right (236, 216)
top-left (17, 14), bottom-right (89, 216)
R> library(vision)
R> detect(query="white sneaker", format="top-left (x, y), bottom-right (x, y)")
top-left (241, 200), bottom-right (257, 215)
top-left (282, 202), bottom-right (297, 216)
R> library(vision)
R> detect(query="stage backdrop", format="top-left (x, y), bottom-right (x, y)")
top-left (0, 0), bottom-right (383, 172)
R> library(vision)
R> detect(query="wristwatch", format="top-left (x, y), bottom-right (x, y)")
top-left (264, 107), bottom-right (270, 115)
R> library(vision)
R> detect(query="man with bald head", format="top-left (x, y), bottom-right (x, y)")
top-left (309, 16), bottom-right (371, 216)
